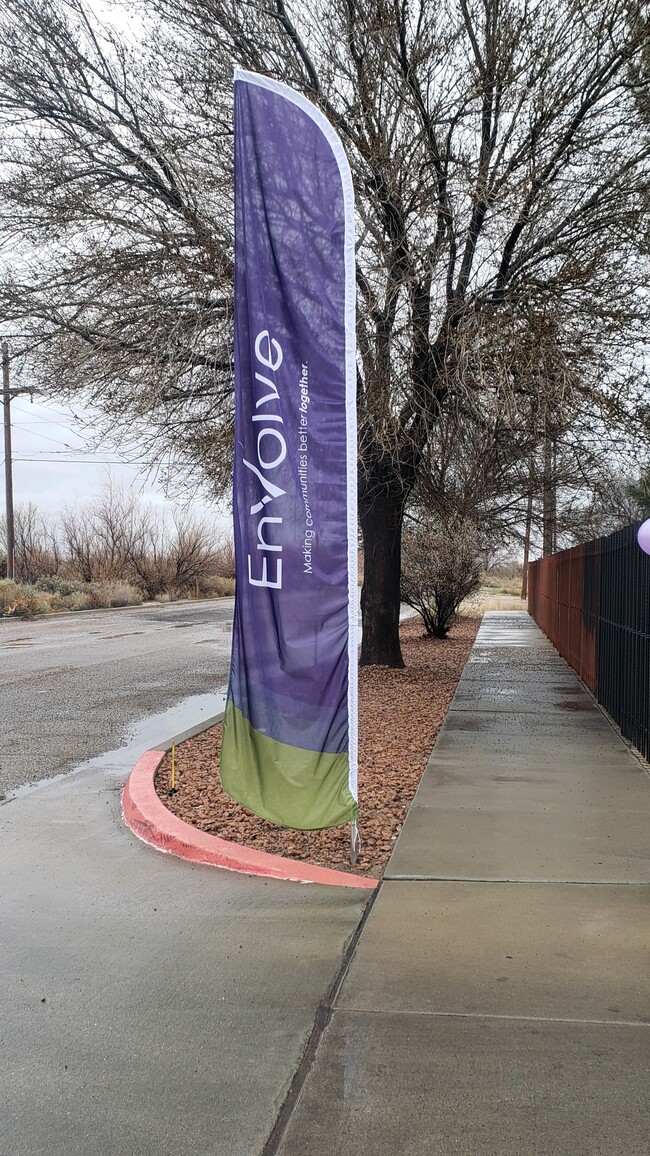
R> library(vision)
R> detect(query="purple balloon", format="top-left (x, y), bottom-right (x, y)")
top-left (637, 519), bottom-right (650, 556)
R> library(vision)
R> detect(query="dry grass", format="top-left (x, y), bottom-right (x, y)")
top-left (462, 588), bottom-right (527, 613)
top-left (0, 577), bottom-right (144, 616)
top-left (462, 572), bottom-right (527, 613)
top-left (0, 575), bottom-right (236, 616)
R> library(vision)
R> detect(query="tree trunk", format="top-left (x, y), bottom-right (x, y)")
top-left (521, 467), bottom-right (534, 601)
top-left (356, 303), bottom-right (440, 668)
top-left (359, 489), bottom-right (405, 668)
top-left (542, 433), bottom-right (556, 556)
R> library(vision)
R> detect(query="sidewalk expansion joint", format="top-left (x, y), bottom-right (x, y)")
top-left (333, 1008), bottom-right (650, 1028)
top-left (384, 875), bottom-right (650, 885)
top-left (260, 882), bottom-right (381, 1156)
top-left (447, 706), bottom-right (583, 715)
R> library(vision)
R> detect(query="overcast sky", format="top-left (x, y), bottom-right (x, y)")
top-left (3, 392), bottom-right (230, 526)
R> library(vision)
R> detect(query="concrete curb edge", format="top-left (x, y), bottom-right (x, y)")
top-left (121, 729), bottom-right (377, 890)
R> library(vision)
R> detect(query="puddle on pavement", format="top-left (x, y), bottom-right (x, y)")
top-left (4, 688), bottom-right (228, 802)
top-left (119, 689), bottom-right (228, 752)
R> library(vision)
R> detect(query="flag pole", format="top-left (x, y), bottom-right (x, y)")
top-left (350, 820), bottom-right (360, 865)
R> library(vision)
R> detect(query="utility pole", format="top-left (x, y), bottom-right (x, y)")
top-left (2, 341), bottom-right (33, 581)
top-left (542, 423), bottom-right (557, 558)
top-left (521, 461), bottom-right (534, 602)
top-left (2, 342), bottom-right (14, 579)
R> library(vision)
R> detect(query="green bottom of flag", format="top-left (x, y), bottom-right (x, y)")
top-left (220, 702), bottom-right (358, 830)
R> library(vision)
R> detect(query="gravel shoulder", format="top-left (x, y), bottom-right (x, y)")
top-left (154, 615), bottom-right (480, 877)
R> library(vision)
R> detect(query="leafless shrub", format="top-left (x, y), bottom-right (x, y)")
top-left (401, 522), bottom-right (482, 639)
top-left (59, 507), bottom-right (100, 584)
top-left (56, 487), bottom-right (231, 598)
top-left (125, 513), bottom-right (174, 600)
top-left (60, 486), bottom-right (142, 582)
top-left (4, 488), bottom-right (233, 602)
top-left (169, 510), bottom-right (220, 591)
top-left (120, 506), bottom-right (213, 598)
top-left (210, 534), bottom-right (235, 580)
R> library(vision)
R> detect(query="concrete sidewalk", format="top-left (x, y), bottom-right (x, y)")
top-left (0, 743), bottom-right (369, 1155)
top-left (276, 612), bottom-right (650, 1156)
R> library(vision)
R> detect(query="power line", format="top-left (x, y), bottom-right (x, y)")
top-left (9, 415), bottom-right (80, 428)
top-left (11, 457), bottom-right (145, 464)
top-left (12, 424), bottom-right (84, 449)
top-left (10, 405), bottom-right (90, 429)
top-left (6, 419), bottom-right (73, 425)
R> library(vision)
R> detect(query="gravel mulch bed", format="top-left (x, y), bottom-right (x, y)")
top-left (154, 615), bottom-right (480, 878)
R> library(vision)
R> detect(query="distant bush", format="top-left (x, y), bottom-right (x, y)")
top-left (195, 574), bottom-right (236, 598)
top-left (211, 538), bottom-right (235, 580)
top-left (90, 580), bottom-right (144, 608)
top-left (65, 590), bottom-right (96, 611)
top-left (0, 579), bottom-right (49, 616)
top-left (58, 581), bottom-right (144, 610)
top-left (488, 562), bottom-right (523, 581)
top-left (35, 575), bottom-right (84, 597)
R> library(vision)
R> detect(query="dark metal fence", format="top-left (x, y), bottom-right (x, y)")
top-left (528, 523), bottom-right (650, 761)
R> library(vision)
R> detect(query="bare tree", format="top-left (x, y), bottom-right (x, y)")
top-left (125, 504), bottom-right (220, 597)
top-left (124, 511), bottom-right (175, 599)
top-left (170, 511), bottom-right (218, 590)
top-left (55, 485), bottom-right (226, 593)
top-left (410, 304), bottom-right (645, 569)
top-left (0, 0), bottom-right (648, 664)
top-left (1, 503), bottom-right (61, 582)
top-left (627, 465), bottom-right (650, 518)
top-left (89, 485), bottom-right (144, 578)
top-left (59, 506), bottom-right (100, 583)
top-left (555, 468), bottom-right (649, 546)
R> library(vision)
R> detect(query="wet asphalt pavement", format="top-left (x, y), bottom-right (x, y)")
top-left (0, 600), bottom-right (235, 795)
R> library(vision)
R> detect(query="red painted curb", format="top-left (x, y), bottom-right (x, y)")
top-left (121, 749), bottom-right (378, 890)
